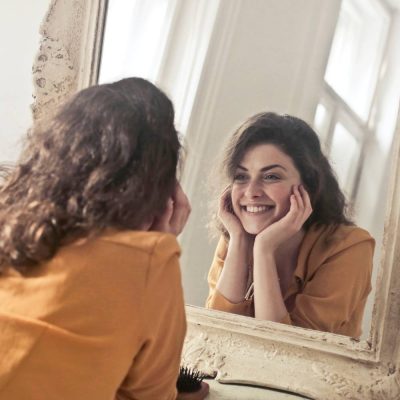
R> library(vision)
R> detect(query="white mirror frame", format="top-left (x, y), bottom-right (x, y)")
top-left (34, 1), bottom-right (400, 398)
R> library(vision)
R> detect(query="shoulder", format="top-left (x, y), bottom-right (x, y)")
top-left (55, 230), bottom-right (181, 286)
top-left (97, 229), bottom-right (180, 258)
top-left (49, 231), bottom-right (182, 326)
top-left (300, 224), bottom-right (375, 272)
top-left (91, 230), bottom-right (182, 286)
top-left (298, 225), bottom-right (375, 278)
top-left (305, 223), bottom-right (374, 253)
top-left (63, 229), bottom-right (180, 266)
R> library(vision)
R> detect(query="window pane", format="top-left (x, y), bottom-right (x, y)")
top-left (329, 123), bottom-right (361, 197)
top-left (313, 103), bottom-right (331, 146)
top-left (325, 0), bottom-right (389, 120)
top-left (99, 0), bottom-right (172, 84)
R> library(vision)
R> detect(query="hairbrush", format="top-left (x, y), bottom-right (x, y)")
top-left (176, 366), bottom-right (206, 393)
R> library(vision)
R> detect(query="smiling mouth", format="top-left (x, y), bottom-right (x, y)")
top-left (241, 205), bottom-right (274, 214)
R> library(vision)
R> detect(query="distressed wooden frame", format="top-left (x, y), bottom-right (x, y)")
top-left (33, 0), bottom-right (400, 398)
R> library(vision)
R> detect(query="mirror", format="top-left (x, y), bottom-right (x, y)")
top-left (98, 0), bottom-right (400, 340)
top-left (33, 0), bottom-right (400, 397)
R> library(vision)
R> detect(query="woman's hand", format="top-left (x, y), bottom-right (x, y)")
top-left (151, 181), bottom-right (191, 236)
top-left (254, 185), bottom-right (312, 254)
top-left (218, 187), bottom-right (247, 239)
top-left (176, 382), bottom-right (210, 400)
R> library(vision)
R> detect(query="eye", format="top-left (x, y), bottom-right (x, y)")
top-left (263, 173), bottom-right (280, 181)
top-left (233, 173), bottom-right (248, 182)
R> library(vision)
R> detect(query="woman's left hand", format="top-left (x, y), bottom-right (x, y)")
top-left (254, 184), bottom-right (312, 254)
top-left (150, 181), bottom-right (191, 236)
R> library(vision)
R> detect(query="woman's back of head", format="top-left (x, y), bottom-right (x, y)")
top-left (0, 77), bottom-right (181, 270)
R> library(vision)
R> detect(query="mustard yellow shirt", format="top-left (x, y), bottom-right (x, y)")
top-left (0, 230), bottom-right (186, 400)
top-left (206, 224), bottom-right (374, 338)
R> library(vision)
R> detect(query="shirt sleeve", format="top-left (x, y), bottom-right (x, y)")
top-left (279, 232), bottom-right (374, 337)
top-left (116, 235), bottom-right (186, 400)
top-left (205, 236), bottom-right (253, 317)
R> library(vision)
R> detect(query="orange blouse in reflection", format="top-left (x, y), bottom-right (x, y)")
top-left (206, 224), bottom-right (374, 338)
top-left (0, 230), bottom-right (186, 400)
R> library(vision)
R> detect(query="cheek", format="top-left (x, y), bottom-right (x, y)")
top-left (271, 185), bottom-right (293, 209)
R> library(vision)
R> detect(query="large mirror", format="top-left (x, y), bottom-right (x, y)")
top-left (32, 0), bottom-right (400, 398)
top-left (98, 0), bottom-right (400, 341)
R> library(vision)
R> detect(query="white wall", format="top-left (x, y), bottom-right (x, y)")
top-left (0, 1), bottom-right (51, 162)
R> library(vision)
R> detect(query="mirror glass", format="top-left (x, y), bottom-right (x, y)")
top-left (99, 0), bottom-right (400, 339)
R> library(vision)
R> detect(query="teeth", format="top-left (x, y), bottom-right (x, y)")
top-left (245, 205), bottom-right (270, 213)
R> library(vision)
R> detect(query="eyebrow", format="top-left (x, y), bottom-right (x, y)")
top-left (237, 164), bottom-right (287, 172)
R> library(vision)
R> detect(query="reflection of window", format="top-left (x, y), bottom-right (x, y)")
top-left (325, 0), bottom-right (389, 120)
top-left (98, 0), bottom-right (219, 133)
top-left (314, 0), bottom-right (392, 202)
top-left (329, 123), bottom-right (360, 195)
top-left (99, 0), bottom-right (177, 84)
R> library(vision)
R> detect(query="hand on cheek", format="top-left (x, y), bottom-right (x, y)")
top-left (150, 182), bottom-right (191, 236)
top-left (254, 184), bottom-right (312, 253)
top-left (218, 187), bottom-right (248, 239)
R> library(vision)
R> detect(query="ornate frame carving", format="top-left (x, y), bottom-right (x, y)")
top-left (33, 0), bottom-right (400, 398)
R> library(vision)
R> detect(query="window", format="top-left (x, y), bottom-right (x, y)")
top-left (99, 0), bottom-right (176, 84)
top-left (314, 0), bottom-right (394, 202)
top-left (324, 0), bottom-right (389, 120)
top-left (98, 0), bottom-right (219, 133)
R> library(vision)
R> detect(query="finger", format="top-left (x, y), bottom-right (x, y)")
top-left (289, 192), bottom-right (299, 213)
top-left (300, 184), bottom-right (313, 216)
top-left (152, 198), bottom-right (174, 232)
top-left (169, 188), bottom-right (191, 235)
top-left (289, 189), bottom-right (308, 228)
top-left (219, 186), bottom-right (232, 202)
top-left (169, 211), bottom-right (186, 235)
top-left (139, 217), bottom-right (154, 231)
top-left (172, 182), bottom-right (191, 217)
top-left (221, 185), bottom-right (230, 193)
top-left (219, 187), bottom-right (233, 213)
top-left (293, 184), bottom-right (308, 226)
top-left (293, 186), bottom-right (311, 228)
top-left (165, 198), bottom-right (174, 220)
top-left (173, 181), bottom-right (191, 211)
top-left (282, 193), bottom-right (299, 226)
top-left (294, 185), bottom-right (305, 210)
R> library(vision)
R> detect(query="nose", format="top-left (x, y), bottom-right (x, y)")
top-left (244, 179), bottom-right (264, 198)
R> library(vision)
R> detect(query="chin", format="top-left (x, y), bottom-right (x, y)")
top-left (242, 223), bottom-right (269, 235)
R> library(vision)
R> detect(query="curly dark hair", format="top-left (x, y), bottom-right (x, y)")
top-left (0, 77), bottom-right (181, 271)
top-left (213, 112), bottom-right (352, 237)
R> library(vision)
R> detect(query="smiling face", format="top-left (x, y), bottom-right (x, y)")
top-left (231, 143), bottom-right (302, 235)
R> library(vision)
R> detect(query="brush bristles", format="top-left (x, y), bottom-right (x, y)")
top-left (176, 366), bottom-right (206, 393)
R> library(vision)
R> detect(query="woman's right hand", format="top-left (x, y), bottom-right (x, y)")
top-left (218, 187), bottom-right (246, 239)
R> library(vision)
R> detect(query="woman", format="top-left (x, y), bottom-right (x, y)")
top-left (206, 112), bottom-right (374, 338)
top-left (0, 78), bottom-right (207, 399)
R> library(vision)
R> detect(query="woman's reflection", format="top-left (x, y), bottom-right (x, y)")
top-left (206, 112), bottom-right (374, 338)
